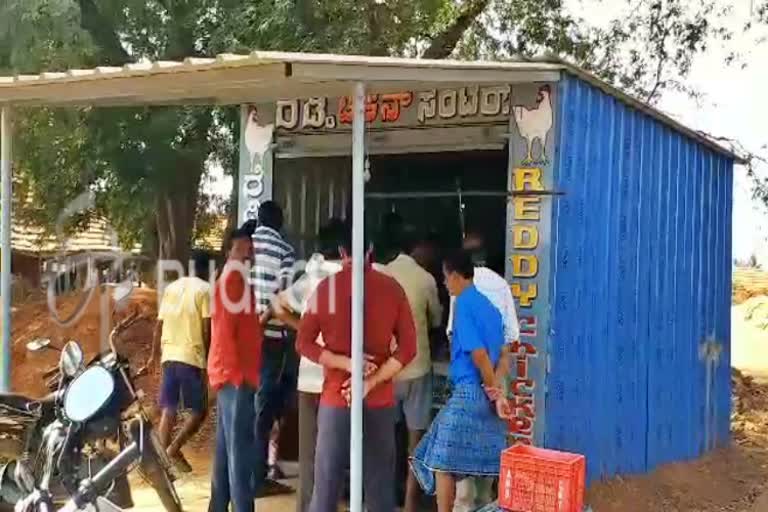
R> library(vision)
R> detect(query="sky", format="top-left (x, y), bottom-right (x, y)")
top-left (563, 0), bottom-right (768, 264)
top-left (660, 4), bottom-right (768, 265)
top-left (213, 1), bottom-right (768, 263)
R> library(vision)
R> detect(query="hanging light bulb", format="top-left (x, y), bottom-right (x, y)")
top-left (364, 156), bottom-right (371, 183)
top-left (363, 118), bottom-right (371, 182)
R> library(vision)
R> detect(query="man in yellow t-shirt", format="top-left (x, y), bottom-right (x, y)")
top-left (149, 251), bottom-right (212, 472)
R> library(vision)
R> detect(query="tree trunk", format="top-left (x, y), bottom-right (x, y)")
top-left (154, 105), bottom-right (211, 269)
top-left (223, 172), bottom-right (239, 254)
top-left (156, 195), bottom-right (194, 266)
top-left (155, 163), bottom-right (203, 268)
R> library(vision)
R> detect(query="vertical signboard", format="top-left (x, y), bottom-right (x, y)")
top-left (505, 84), bottom-right (555, 446)
top-left (238, 104), bottom-right (275, 226)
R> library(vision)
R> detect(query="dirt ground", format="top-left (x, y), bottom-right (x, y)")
top-left (128, 453), bottom-right (297, 512)
top-left (586, 368), bottom-right (768, 512)
top-left (11, 287), bottom-right (159, 397)
top-left (9, 276), bottom-right (768, 512)
top-left (733, 268), bottom-right (768, 305)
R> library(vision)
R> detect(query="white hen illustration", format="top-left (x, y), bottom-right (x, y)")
top-left (513, 85), bottom-right (553, 165)
top-left (244, 106), bottom-right (274, 172)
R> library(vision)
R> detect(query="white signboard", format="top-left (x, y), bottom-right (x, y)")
top-left (238, 104), bottom-right (275, 226)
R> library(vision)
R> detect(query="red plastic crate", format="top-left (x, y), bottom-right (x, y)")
top-left (498, 445), bottom-right (585, 512)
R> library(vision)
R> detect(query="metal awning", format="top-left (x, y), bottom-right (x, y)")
top-left (0, 51), bottom-right (562, 106)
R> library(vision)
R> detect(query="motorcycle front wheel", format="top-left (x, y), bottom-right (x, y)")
top-left (138, 430), bottom-right (183, 512)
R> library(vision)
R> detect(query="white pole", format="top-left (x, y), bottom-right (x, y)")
top-left (350, 81), bottom-right (366, 512)
top-left (0, 107), bottom-right (12, 392)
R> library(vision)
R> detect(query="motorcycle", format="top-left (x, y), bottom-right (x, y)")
top-left (0, 286), bottom-right (182, 512)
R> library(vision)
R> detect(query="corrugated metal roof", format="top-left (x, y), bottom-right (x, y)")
top-left (547, 59), bottom-right (745, 164)
top-left (0, 51), bottom-right (561, 106)
top-left (12, 217), bottom-right (225, 255)
top-left (10, 218), bottom-right (141, 255)
top-left (194, 216), bottom-right (227, 252)
top-left (0, 51), bottom-right (741, 161)
top-left (195, 231), bottom-right (224, 252)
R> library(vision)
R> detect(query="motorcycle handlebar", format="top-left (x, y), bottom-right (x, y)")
top-left (56, 440), bottom-right (139, 512)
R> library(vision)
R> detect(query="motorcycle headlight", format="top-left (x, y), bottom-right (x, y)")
top-left (63, 366), bottom-right (115, 423)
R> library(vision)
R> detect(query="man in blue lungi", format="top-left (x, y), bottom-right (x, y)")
top-left (410, 249), bottom-right (510, 512)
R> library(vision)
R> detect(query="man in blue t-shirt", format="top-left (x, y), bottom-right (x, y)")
top-left (409, 249), bottom-right (511, 512)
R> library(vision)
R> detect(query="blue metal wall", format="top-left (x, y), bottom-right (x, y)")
top-left (545, 74), bottom-right (734, 482)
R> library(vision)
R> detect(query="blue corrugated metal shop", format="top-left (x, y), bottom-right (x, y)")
top-left (238, 59), bottom-right (740, 482)
top-left (548, 75), bottom-right (736, 480)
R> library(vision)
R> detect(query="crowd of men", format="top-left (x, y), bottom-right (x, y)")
top-left (149, 200), bottom-right (520, 512)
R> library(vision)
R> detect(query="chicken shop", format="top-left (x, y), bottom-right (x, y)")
top-left (0, 51), bottom-right (742, 512)
top-left (235, 59), bottom-right (738, 483)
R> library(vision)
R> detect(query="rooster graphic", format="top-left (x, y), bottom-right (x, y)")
top-left (244, 105), bottom-right (274, 172)
top-left (513, 85), bottom-right (553, 165)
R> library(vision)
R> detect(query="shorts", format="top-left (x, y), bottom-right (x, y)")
top-left (159, 361), bottom-right (207, 414)
top-left (395, 372), bottom-right (433, 431)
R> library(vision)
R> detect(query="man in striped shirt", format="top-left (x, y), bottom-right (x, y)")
top-left (250, 201), bottom-right (297, 484)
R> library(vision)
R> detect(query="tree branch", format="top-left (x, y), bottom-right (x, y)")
top-left (643, 2), bottom-right (670, 104)
top-left (75, 0), bottom-right (131, 65)
top-left (422, 0), bottom-right (491, 59)
top-left (697, 131), bottom-right (765, 163)
top-left (366, 1), bottom-right (389, 56)
top-left (645, 57), bottom-right (666, 104)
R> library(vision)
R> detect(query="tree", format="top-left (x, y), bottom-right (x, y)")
top-left (1, 0), bottom-right (502, 262)
top-left (0, 0), bottom-right (735, 262)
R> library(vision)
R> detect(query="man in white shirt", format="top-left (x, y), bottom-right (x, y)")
top-left (383, 230), bottom-right (443, 512)
top-left (448, 231), bottom-right (519, 512)
top-left (447, 232), bottom-right (519, 344)
top-left (272, 220), bottom-right (345, 512)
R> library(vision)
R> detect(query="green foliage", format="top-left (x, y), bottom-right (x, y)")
top-left (206, 0), bottom-right (453, 56)
top-left (12, 108), bottom-right (96, 233)
top-left (0, 0), bottom-right (95, 72)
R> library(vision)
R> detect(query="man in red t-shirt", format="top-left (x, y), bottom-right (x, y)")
top-left (297, 227), bottom-right (417, 512)
top-left (208, 228), bottom-right (263, 512)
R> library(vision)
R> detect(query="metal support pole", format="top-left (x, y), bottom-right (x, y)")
top-left (1, 107), bottom-right (12, 392)
top-left (350, 81), bottom-right (366, 512)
